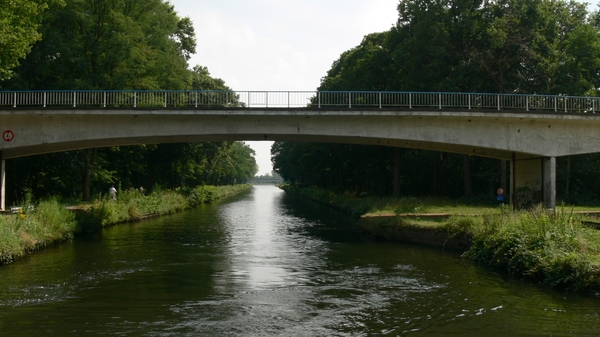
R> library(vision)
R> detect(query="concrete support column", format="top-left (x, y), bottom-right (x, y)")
top-left (543, 156), bottom-right (556, 209)
top-left (511, 155), bottom-right (556, 209)
top-left (511, 156), bottom-right (543, 209)
top-left (1, 151), bottom-right (4, 211)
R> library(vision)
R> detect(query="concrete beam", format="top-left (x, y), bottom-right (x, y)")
top-left (4, 108), bottom-right (600, 160)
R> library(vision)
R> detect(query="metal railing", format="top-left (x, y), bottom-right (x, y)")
top-left (0, 90), bottom-right (598, 113)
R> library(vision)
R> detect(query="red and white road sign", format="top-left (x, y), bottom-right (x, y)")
top-left (3, 130), bottom-right (14, 142)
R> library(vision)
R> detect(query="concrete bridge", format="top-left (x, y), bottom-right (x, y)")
top-left (2, 90), bottom-right (600, 210)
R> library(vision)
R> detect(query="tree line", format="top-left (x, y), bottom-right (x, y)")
top-left (1, 0), bottom-right (257, 205)
top-left (272, 0), bottom-right (600, 203)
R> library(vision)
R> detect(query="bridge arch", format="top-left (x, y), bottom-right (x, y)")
top-left (3, 90), bottom-right (600, 210)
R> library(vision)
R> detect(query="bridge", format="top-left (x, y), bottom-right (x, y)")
top-left (2, 90), bottom-right (600, 211)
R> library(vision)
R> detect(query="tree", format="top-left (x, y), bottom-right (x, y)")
top-left (277, 0), bottom-right (600, 201)
top-left (0, 0), bottom-right (59, 83)
top-left (2, 0), bottom-right (199, 201)
top-left (4, 0), bottom-right (195, 90)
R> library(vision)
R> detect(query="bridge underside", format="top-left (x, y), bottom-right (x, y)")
top-left (2, 107), bottom-right (597, 210)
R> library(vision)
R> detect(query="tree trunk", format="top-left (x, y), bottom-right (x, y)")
top-left (393, 148), bottom-right (401, 198)
top-left (80, 149), bottom-right (97, 201)
top-left (565, 156), bottom-right (571, 201)
top-left (463, 155), bottom-right (472, 197)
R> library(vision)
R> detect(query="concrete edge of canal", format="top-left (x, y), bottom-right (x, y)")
top-left (357, 213), bottom-right (472, 252)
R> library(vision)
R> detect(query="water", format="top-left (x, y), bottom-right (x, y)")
top-left (0, 185), bottom-right (599, 336)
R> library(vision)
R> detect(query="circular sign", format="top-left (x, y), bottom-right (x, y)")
top-left (2, 130), bottom-right (14, 142)
top-left (496, 187), bottom-right (505, 196)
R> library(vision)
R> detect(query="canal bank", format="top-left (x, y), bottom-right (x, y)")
top-left (280, 185), bottom-right (600, 293)
top-left (0, 184), bottom-right (252, 266)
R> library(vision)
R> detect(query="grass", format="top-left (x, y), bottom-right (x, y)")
top-left (0, 198), bottom-right (77, 264)
top-left (444, 205), bottom-right (600, 291)
top-left (280, 185), bottom-right (498, 218)
top-left (1, 184), bottom-right (253, 264)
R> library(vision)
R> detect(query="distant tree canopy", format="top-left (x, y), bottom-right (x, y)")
top-left (1, 0), bottom-right (257, 204)
top-left (273, 0), bottom-right (600, 202)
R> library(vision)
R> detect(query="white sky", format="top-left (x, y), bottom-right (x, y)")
top-left (169, 0), bottom-right (399, 175)
top-left (169, 0), bottom-right (598, 176)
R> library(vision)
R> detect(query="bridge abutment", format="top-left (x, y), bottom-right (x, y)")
top-left (512, 156), bottom-right (556, 209)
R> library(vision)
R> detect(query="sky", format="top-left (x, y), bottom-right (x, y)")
top-left (169, 0), bottom-right (598, 176)
top-left (169, 0), bottom-right (400, 175)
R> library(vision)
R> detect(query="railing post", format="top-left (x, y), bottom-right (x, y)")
top-left (379, 92), bottom-right (382, 108)
top-left (468, 94), bottom-right (471, 109)
top-left (288, 91), bottom-right (290, 108)
top-left (526, 95), bottom-right (529, 111)
top-left (318, 91), bottom-right (321, 108)
top-left (134, 92), bottom-right (137, 108)
top-left (439, 93), bottom-right (441, 109)
top-left (349, 92), bottom-right (352, 108)
top-left (409, 93), bottom-right (412, 108)
top-left (594, 99), bottom-right (596, 113)
top-left (497, 94), bottom-right (500, 110)
top-left (195, 91), bottom-right (198, 108)
top-left (73, 91), bottom-right (76, 108)
top-left (103, 91), bottom-right (106, 108)
top-left (13, 92), bottom-right (16, 108)
top-left (554, 97), bottom-right (557, 112)
top-left (164, 91), bottom-right (167, 108)
top-left (43, 92), bottom-right (47, 108)
top-left (565, 97), bottom-right (567, 113)
top-left (266, 91), bottom-right (268, 108)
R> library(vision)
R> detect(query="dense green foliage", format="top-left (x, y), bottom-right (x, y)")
top-left (3, 0), bottom-right (194, 90)
top-left (273, 0), bottom-right (600, 202)
top-left (5, 141), bottom-right (257, 206)
top-left (0, 0), bottom-right (60, 81)
top-left (273, 142), bottom-right (504, 199)
top-left (1, 0), bottom-right (257, 204)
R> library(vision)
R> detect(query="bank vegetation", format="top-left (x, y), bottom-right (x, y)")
top-left (0, 184), bottom-right (251, 265)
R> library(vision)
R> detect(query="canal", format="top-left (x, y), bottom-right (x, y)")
top-left (0, 185), bottom-right (599, 336)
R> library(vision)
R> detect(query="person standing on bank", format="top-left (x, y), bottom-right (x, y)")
top-left (109, 185), bottom-right (117, 200)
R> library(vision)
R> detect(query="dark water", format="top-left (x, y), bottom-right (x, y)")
top-left (1, 185), bottom-right (599, 336)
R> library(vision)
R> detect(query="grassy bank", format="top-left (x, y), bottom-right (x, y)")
top-left (279, 185), bottom-right (497, 217)
top-left (0, 184), bottom-right (252, 265)
top-left (445, 206), bottom-right (600, 291)
top-left (282, 185), bottom-right (600, 292)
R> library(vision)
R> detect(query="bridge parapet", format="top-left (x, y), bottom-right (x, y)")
top-left (1, 90), bottom-right (599, 113)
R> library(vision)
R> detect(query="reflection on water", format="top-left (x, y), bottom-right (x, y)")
top-left (0, 185), bottom-right (599, 336)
